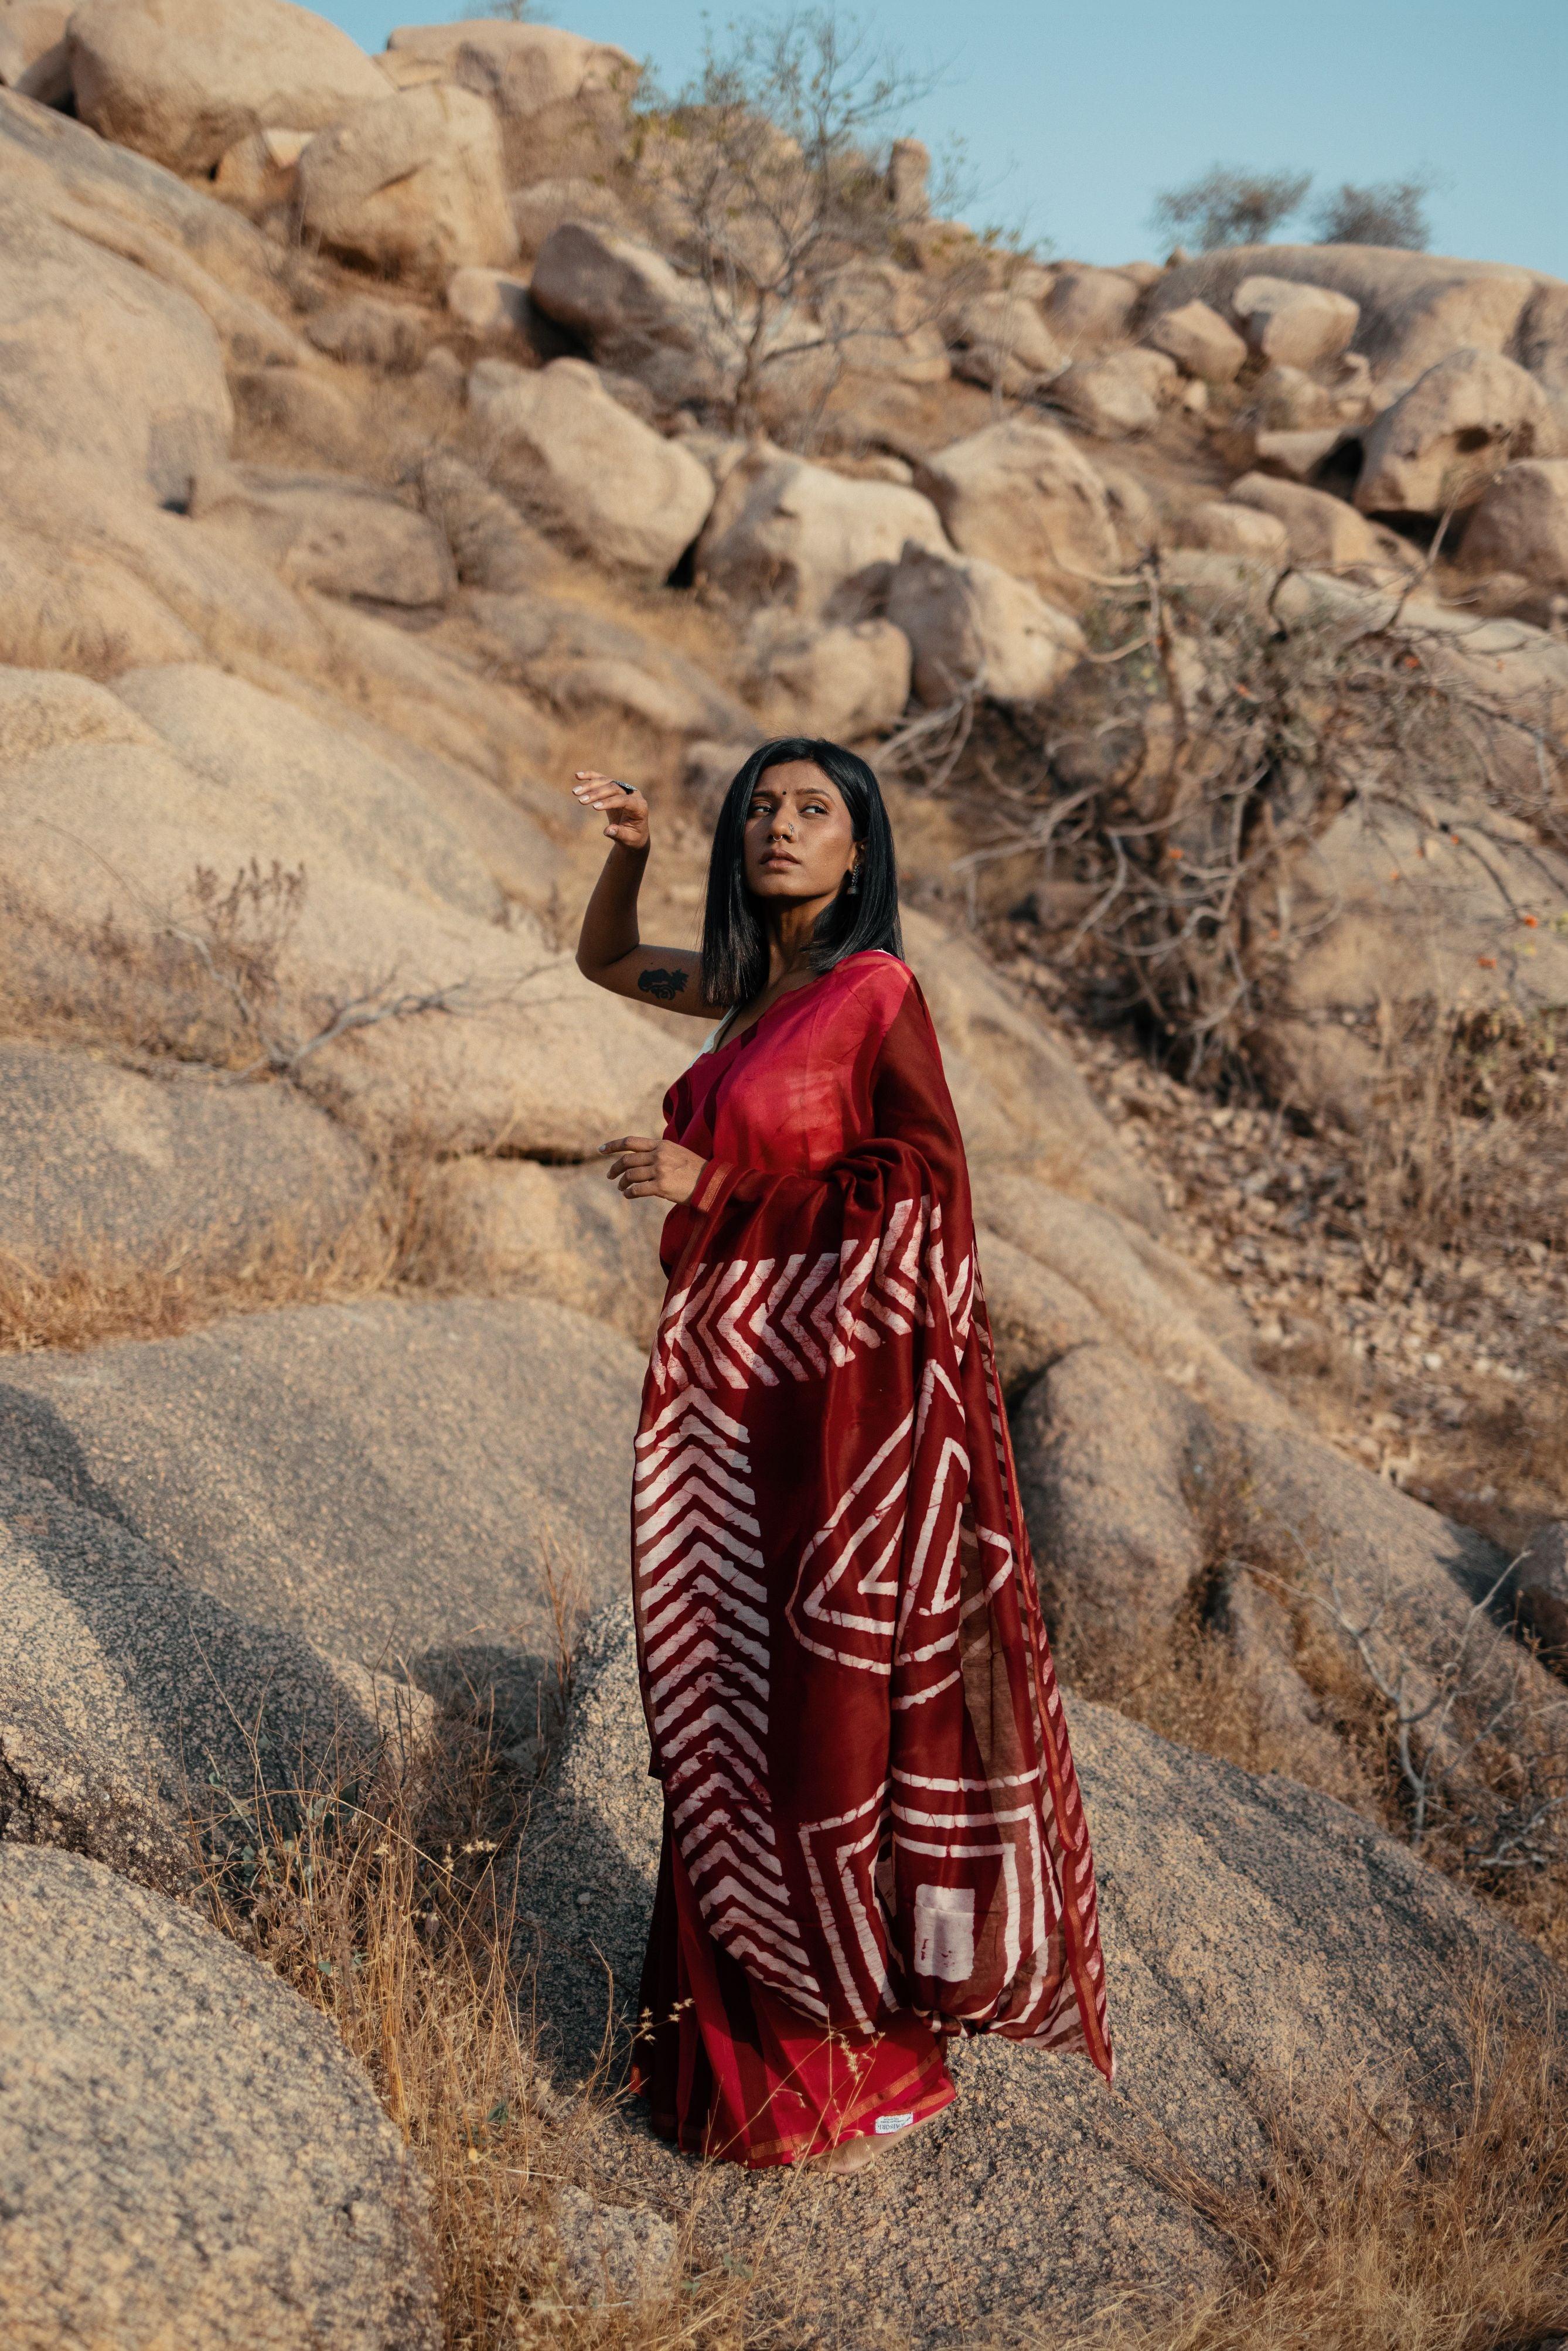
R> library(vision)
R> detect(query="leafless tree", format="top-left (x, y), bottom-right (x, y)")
top-left (1315, 174), bottom-right (1437, 251)
top-left (636, 8), bottom-right (993, 432)
top-left (1152, 164), bottom-right (1312, 251)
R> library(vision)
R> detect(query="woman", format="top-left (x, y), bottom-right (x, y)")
top-left (572, 738), bottom-right (1112, 2175)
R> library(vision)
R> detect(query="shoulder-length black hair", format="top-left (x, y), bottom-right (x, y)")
top-left (700, 737), bottom-right (902, 1009)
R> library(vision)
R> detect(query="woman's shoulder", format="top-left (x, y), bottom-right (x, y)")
top-left (813, 949), bottom-right (920, 1039)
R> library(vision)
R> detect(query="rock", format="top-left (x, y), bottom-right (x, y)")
top-left (468, 357), bottom-right (714, 580)
top-left (1230, 273), bottom-right (1360, 368)
top-left (550, 2185), bottom-right (676, 2309)
top-left (0, 1296), bottom-right (646, 1699)
top-left (430, 1160), bottom-right (667, 1348)
top-left (0, 0), bottom-right (69, 101)
top-left (1017, 1344), bottom-right (1212, 1646)
top-left (1461, 458), bottom-right (1568, 591)
top-left (383, 20), bottom-right (636, 183)
top-left (1252, 363), bottom-right (1336, 431)
top-left (0, 192), bottom-right (231, 505)
top-left (212, 124), bottom-right (313, 220)
top-left (1355, 349), bottom-right (1560, 515)
top-left (418, 449), bottom-right (555, 591)
top-left (1174, 499), bottom-right (1290, 561)
top-left (527, 221), bottom-right (721, 407)
top-left (229, 366), bottom-right (364, 466)
top-left (67, 0), bottom-right (389, 175)
top-left (1044, 263), bottom-right (1141, 349)
top-left (0, 1845), bottom-right (439, 2348)
top-left (190, 465), bottom-right (458, 608)
top-left (521, 1599), bottom-right (1555, 2345)
top-left (445, 264), bottom-right (531, 336)
top-left (887, 135), bottom-right (930, 219)
top-left (696, 448), bottom-right (949, 617)
top-left (1147, 244), bottom-right (1546, 390)
top-left (0, 1039), bottom-right (371, 1277)
top-left (817, 258), bottom-right (949, 384)
top-left (296, 83), bottom-right (518, 281)
top-left (947, 289), bottom-right (1066, 393)
top-left (0, 1470), bottom-right (429, 1887)
top-left (745, 613), bottom-right (912, 739)
top-left (1050, 348), bottom-right (1176, 438)
top-left (304, 293), bottom-right (424, 372)
top-left (1143, 298), bottom-right (1246, 384)
top-left (508, 174), bottom-right (632, 259)
top-left (1227, 473), bottom-right (1409, 574)
top-left (885, 541), bottom-right (1085, 706)
top-left (464, 587), bottom-right (752, 746)
top-left (1514, 1524), bottom-right (1568, 1657)
top-left (0, 666), bottom-right (686, 1156)
top-left (901, 909), bottom-right (1166, 1232)
top-left (915, 415), bottom-right (1122, 609)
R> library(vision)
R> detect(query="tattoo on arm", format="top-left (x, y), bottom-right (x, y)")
top-left (638, 966), bottom-right (690, 1002)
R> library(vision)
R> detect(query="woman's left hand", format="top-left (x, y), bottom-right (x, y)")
top-left (601, 1136), bottom-right (707, 1205)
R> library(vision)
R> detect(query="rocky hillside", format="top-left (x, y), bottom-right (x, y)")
top-left (0, 4), bottom-right (1565, 2345)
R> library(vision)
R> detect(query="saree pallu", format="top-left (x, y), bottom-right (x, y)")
top-left (630, 950), bottom-right (1112, 2167)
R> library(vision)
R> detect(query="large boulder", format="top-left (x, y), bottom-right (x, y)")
top-left (1461, 457), bottom-right (1568, 591)
top-left (1230, 273), bottom-right (1359, 368)
top-left (1146, 244), bottom-right (1549, 391)
top-left (1049, 347), bottom-right (1176, 438)
top-left (0, 192), bottom-right (231, 504)
top-left (527, 222), bottom-right (722, 406)
top-left (816, 258), bottom-right (949, 384)
top-left (469, 356), bottom-right (715, 579)
top-left (946, 289), bottom-right (1065, 393)
top-left (0, 1040), bottom-right (371, 1277)
top-left (0, 0), bottom-right (68, 100)
top-left (1143, 298), bottom-right (1247, 384)
top-left (0, 1470), bottom-right (426, 1888)
top-left (744, 612), bottom-right (912, 738)
top-left (0, 667), bottom-right (686, 1156)
top-left (0, 1296), bottom-right (645, 1701)
top-left (1227, 472), bottom-right (1409, 573)
top-left (520, 1599), bottom-right (1555, 2345)
top-left (915, 415), bottom-right (1123, 609)
top-left (1173, 499), bottom-right (1290, 561)
top-left (296, 83), bottom-right (518, 280)
top-left (0, 1845), bottom-right (438, 2349)
top-left (1044, 262), bottom-right (1141, 349)
top-left (189, 465), bottom-right (458, 608)
top-left (303, 292), bottom-right (424, 372)
top-left (429, 1160), bottom-right (668, 1348)
top-left (696, 448), bottom-right (950, 616)
top-left (885, 540), bottom-right (1085, 706)
top-left (67, 0), bottom-right (390, 175)
top-left (463, 585), bottom-right (753, 744)
top-left (383, 19), bottom-right (636, 183)
top-left (1355, 348), bottom-right (1560, 515)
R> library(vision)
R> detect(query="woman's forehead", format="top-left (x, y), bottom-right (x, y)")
top-left (749, 760), bottom-right (843, 803)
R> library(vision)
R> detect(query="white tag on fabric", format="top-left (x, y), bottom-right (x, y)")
top-left (874, 2113), bottom-right (915, 2135)
top-left (912, 1882), bottom-right (976, 1981)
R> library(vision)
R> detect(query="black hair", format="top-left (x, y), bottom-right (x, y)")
top-left (699, 737), bottom-right (902, 1009)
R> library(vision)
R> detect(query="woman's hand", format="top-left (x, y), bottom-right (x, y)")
top-left (601, 1136), bottom-right (707, 1205)
top-left (573, 771), bottom-right (650, 853)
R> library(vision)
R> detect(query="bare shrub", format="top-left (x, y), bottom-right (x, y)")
top-left (1151, 165), bottom-right (1311, 251)
top-left (885, 565), bottom-right (1568, 1081)
top-left (1314, 174), bottom-right (1437, 252)
top-left (1064, 1992), bottom-right (1568, 2351)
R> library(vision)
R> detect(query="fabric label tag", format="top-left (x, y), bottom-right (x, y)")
top-left (912, 1882), bottom-right (976, 1981)
top-left (874, 2113), bottom-right (915, 2135)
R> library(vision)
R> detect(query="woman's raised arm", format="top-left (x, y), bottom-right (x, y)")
top-left (571, 771), bottom-right (721, 1020)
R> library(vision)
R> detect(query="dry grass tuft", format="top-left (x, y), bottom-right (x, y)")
top-left (1067, 1992), bottom-right (1568, 2351)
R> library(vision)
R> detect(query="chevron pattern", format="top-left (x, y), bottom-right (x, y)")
top-left (648, 1195), bottom-right (974, 1398)
top-left (633, 1386), bottom-right (830, 2021)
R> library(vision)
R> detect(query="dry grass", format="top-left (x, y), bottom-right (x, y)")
top-left (1063, 1995), bottom-right (1568, 2351)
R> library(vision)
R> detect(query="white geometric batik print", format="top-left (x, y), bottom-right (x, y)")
top-left (889, 1766), bottom-right (1056, 2030)
top-left (648, 1197), bottom-right (974, 1398)
top-left (633, 1387), bottom-right (827, 2021)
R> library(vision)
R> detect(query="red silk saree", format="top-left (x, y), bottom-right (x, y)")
top-left (630, 950), bottom-right (1112, 2167)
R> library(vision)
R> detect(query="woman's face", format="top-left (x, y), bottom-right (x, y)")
top-left (741, 761), bottom-right (860, 905)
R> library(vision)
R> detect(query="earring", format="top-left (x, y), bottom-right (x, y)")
top-left (848, 864), bottom-right (861, 894)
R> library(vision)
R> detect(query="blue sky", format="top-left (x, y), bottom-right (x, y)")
top-left (316, 0), bottom-right (1568, 280)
